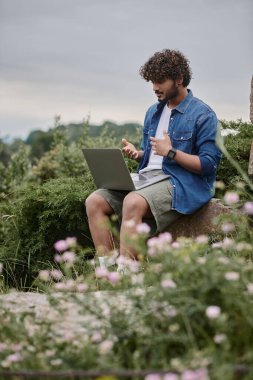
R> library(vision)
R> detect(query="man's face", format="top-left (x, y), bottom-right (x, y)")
top-left (152, 78), bottom-right (179, 102)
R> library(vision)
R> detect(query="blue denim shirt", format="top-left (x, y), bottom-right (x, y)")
top-left (137, 89), bottom-right (222, 214)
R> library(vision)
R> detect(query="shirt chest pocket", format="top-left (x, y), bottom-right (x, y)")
top-left (172, 131), bottom-right (193, 153)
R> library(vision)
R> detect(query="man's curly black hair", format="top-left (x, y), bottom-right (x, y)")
top-left (139, 49), bottom-right (192, 87)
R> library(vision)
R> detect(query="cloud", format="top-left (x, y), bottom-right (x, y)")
top-left (0, 0), bottom-right (252, 138)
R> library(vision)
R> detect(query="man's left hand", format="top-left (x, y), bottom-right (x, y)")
top-left (150, 130), bottom-right (172, 156)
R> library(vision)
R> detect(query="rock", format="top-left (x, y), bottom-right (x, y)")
top-left (168, 198), bottom-right (231, 239)
top-left (248, 141), bottom-right (253, 179)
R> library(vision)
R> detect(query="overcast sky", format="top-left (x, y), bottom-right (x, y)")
top-left (0, 0), bottom-right (252, 139)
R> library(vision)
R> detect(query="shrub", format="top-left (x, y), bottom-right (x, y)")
top-left (0, 175), bottom-right (95, 289)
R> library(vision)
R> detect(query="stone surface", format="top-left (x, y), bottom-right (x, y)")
top-left (248, 141), bottom-right (253, 179)
top-left (167, 198), bottom-right (231, 239)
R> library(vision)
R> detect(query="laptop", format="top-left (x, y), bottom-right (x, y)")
top-left (82, 148), bottom-right (170, 191)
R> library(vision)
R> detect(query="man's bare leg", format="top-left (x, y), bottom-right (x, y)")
top-left (120, 192), bottom-right (153, 259)
top-left (85, 193), bottom-right (115, 255)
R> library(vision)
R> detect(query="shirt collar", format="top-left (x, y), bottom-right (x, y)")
top-left (156, 89), bottom-right (193, 114)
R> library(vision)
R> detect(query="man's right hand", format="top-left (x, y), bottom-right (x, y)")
top-left (121, 138), bottom-right (139, 160)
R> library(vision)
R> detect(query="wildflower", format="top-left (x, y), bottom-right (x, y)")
top-left (212, 241), bottom-right (223, 248)
top-left (50, 358), bottom-right (63, 366)
top-left (136, 222), bottom-right (151, 234)
top-left (224, 271), bottom-right (239, 281)
top-left (163, 374), bottom-right (179, 380)
top-left (197, 257), bottom-right (206, 265)
top-left (205, 305), bottom-right (221, 319)
top-left (221, 222), bottom-right (235, 233)
top-left (64, 279), bottom-right (76, 290)
top-left (50, 269), bottom-right (63, 281)
top-left (76, 283), bottom-right (88, 292)
top-left (246, 283), bottom-right (253, 294)
top-left (158, 232), bottom-right (172, 244)
top-left (54, 254), bottom-right (63, 263)
top-left (171, 241), bottom-right (180, 249)
top-left (107, 271), bottom-right (120, 285)
top-left (128, 259), bottom-right (140, 273)
top-left (95, 267), bottom-right (108, 278)
top-left (98, 340), bottom-right (114, 355)
top-left (195, 235), bottom-right (208, 244)
top-left (5, 353), bottom-right (22, 363)
top-left (54, 240), bottom-right (68, 252)
top-left (124, 219), bottom-right (135, 228)
top-left (65, 237), bottom-right (77, 247)
top-left (145, 374), bottom-right (161, 380)
top-left (243, 202), bottom-right (253, 215)
top-left (62, 251), bottom-right (76, 263)
top-left (224, 191), bottom-right (239, 204)
top-left (222, 237), bottom-right (234, 249)
top-left (181, 368), bottom-right (208, 380)
top-left (0, 343), bottom-right (7, 352)
top-left (236, 242), bottom-right (252, 251)
top-left (217, 256), bottom-right (229, 265)
top-left (91, 332), bottom-right (102, 343)
top-left (38, 270), bottom-right (50, 282)
top-left (214, 334), bottom-right (227, 344)
top-left (161, 279), bottom-right (177, 289)
top-left (54, 283), bottom-right (66, 291)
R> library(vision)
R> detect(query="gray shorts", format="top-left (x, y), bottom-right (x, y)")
top-left (92, 170), bottom-right (181, 235)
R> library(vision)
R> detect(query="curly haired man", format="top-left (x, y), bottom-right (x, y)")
top-left (85, 49), bottom-right (222, 265)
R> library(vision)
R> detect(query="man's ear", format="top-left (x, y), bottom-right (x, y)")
top-left (176, 76), bottom-right (183, 86)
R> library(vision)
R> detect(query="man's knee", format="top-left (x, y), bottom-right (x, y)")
top-left (85, 193), bottom-right (113, 217)
top-left (122, 193), bottom-right (149, 219)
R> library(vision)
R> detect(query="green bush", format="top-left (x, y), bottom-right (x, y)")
top-left (0, 175), bottom-right (95, 289)
top-left (217, 120), bottom-right (253, 188)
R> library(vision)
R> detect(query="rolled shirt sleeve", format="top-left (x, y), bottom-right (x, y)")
top-left (195, 111), bottom-right (222, 176)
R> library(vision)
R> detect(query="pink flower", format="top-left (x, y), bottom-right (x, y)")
top-left (76, 283), bottom-right (88, 292)
top-left (98, 340), bottom-right (114, 355)
top-left (171, 241), bottom-right (180, 249)
top-left (158, 232), bottom-right (172, 244)
top-left (62, 251), bottom-right (76, 263)
top-left (246, 283), bottom-right (253, 294)
top-left (54, 283), bottom-right (66, 291)
top-left (214, 334), bottom-right (226, 344)
top-left (6, 353), bottom-right (22, 363)
top-left (145, 375), bottom-right (161, 380)
top-left (163, 374), bottom-right (179, 380)
top-left (221, 222), bottom-right (235, 233)
top-left (205, 305), bottom-right (221, 319)
top-left (50, 269), bottom-right (63, 281)
top-left (91, 332), bottom-right (102, 343)
top-left (65, 237), bottom-right (77, 247)
top-left (54, 240), bottom-right (68, 252)
top-left (107, 271), bottom-right (120, 285)
top-left (222, 237), bottom-right (234, 249)
top-left (54, 254), bottom-right (63, 263)
top-left (195, 235), bottom-right (208, 244)
top-left (224, 191), bottom-right (239, 204)
top-left (95, 267), bottom-right (108, 278)
top-left (244, 202), bottom-right (253, 215)
top-left (224, 271), bottom-right (239, 281)
top-left (217, 256), bottom-right (229, 264)
top-left (39, 270), bottom-right (50, 282)
top-left (182, 368), bottom-right (208, 380)
top-left (136, 222), bottom-right (151, 234)
top-left (161, 279), bottom-right (177, 289)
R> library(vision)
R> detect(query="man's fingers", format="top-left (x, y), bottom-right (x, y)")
top-left (122, 138), bottom-right (129, 146)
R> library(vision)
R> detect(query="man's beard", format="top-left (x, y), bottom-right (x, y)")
top-left (157, 82), bottom-right (179, 103)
